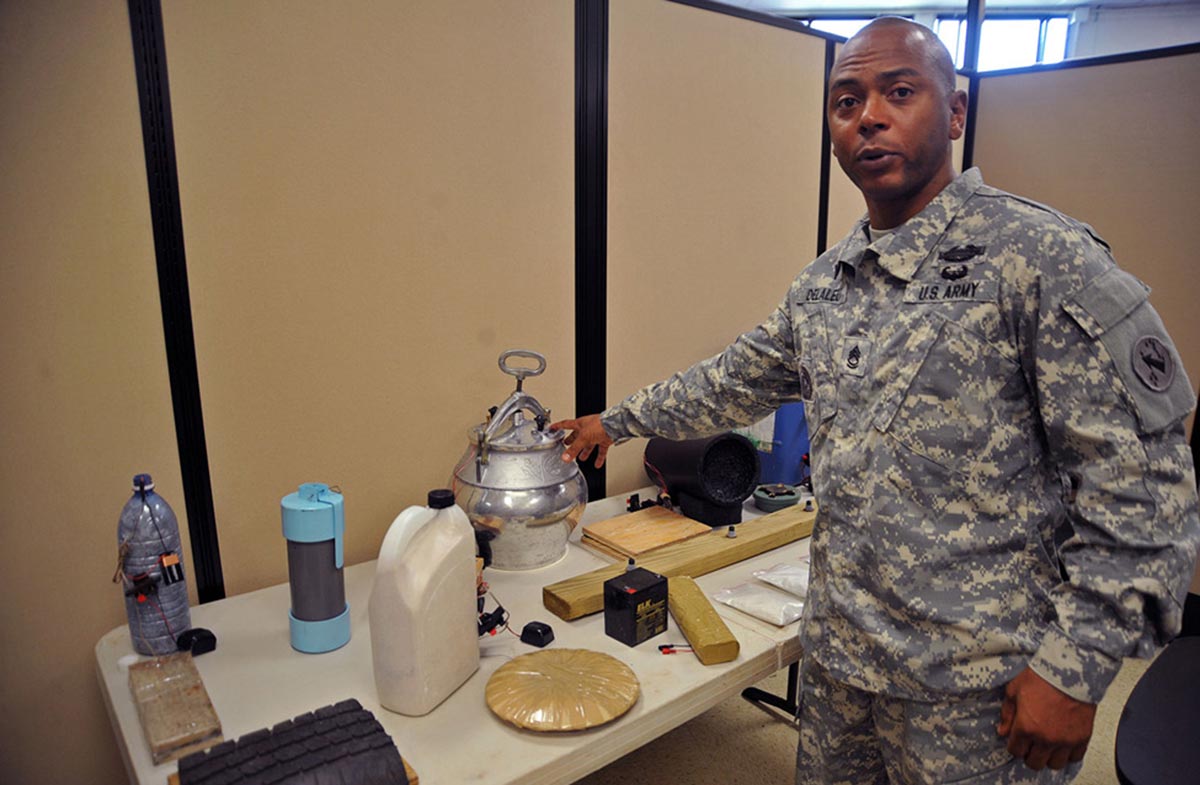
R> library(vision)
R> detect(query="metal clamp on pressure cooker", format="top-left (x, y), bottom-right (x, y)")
top-left (452, 350), bottom-right (587, 571)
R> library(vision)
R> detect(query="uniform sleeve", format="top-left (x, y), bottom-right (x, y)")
top-left (1025, 254), bottom-right (1200, 703)
top-left (600, 297), bottom-right (801, 441)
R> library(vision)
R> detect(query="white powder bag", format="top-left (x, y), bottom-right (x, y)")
top-left (713, 583), bottom-right (805, 626)
top-left (751, 561), bottom-right (810, 598)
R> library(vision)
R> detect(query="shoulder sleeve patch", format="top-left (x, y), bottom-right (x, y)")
top-left (1062, 268), bottom-right (1193, 433)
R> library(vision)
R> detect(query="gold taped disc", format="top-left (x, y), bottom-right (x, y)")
top-left (485, 648), bottom-right (640, 732)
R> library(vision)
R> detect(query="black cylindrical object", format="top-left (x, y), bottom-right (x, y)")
top-left (285, 539), bottom-right (345, 621)
top-left (643, 433), bottom-right (760, 526)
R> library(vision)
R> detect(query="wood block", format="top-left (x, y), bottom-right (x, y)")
top-left (668, 576), bottom-right (739, 665)
top-left (544, 503), bottom-right (815, 621)
top-left (581, 505), bottom-right (711, 558)
top-left (128, 652), bottom-right (222, 765)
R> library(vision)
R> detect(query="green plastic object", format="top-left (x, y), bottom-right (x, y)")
top-left (753, 483), bottom-right (800, 513)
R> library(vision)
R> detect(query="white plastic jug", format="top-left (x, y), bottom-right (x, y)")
top-left (368, 489), bottom-right (480, 715)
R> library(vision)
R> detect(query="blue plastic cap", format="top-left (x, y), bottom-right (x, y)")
top-left (288, 604), bottom-right (351, 654)
top-left (299, 482), bottom-right (327, 503)
top-left (281, 483), bottom-right (345, 569)
top-left (132, 474), bottom-right (154, 492)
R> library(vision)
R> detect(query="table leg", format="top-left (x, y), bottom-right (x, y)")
top-left (741, 660), bottom-right (799, 720)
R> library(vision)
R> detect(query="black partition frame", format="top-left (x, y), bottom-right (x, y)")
top-left (127, 0), bottom-right (225, 602)
top-left (127, 0), bottom-right (1198, 594)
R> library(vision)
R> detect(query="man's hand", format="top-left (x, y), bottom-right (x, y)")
top-left (997, 667), bottom-right (1096, 771)
top-left (550, 414), bottom-right (615, 468)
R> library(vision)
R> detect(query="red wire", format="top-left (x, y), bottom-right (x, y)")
top-left (147, 594), bottom-right (176, 638)
top-left (643, 458), bottom-right (670, 496)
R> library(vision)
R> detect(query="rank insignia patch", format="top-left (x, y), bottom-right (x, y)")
top-left (1132, 336), bottom-right (1174, 391)
top-left (839, 337), bottom-right (872, 378)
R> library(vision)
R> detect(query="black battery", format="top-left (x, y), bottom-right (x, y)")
top-left (603, 567), bottom-right (668, 647)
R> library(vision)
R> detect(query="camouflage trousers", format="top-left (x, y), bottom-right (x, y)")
top-left (796, 658), bottom-right (1082, 785)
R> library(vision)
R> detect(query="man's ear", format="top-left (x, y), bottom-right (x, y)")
top-left (948, 89), bottom-right (968, 140)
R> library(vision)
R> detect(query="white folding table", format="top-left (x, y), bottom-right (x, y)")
top-left (96, 488), bottom-right (808, 785)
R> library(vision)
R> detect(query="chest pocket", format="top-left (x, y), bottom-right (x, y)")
top-left (793, 305), bottom-right (838, 439)
top-left (872, 311), bottom-right (1034, 480)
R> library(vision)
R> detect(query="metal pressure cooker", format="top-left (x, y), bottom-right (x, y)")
top-left (451, 350), bottom-right (587, 570)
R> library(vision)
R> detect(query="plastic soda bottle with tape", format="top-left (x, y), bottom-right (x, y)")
top-left (114, 474), bottom-right (191, 655)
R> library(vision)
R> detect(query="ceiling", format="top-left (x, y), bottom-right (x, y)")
top-left (726, 0), bottom-right (1199, 13)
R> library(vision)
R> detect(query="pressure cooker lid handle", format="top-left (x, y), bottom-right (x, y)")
top-left (498, 349), bottom-right (547, 392)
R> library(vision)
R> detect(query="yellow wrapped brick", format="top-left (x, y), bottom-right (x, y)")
top-left (667, 576), bottom-right (739, 665)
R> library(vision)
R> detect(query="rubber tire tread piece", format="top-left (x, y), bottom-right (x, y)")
top-left (176, 698), bottom-right (408, 785)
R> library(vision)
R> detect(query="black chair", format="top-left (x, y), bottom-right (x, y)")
top-left (1114, 389), bottom-right (1200, 785)
top-left (1114, 637), bottom-right (1200, 785)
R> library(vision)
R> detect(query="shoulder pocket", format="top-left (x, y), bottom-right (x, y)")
top-left (1062, 268), bottom-right (1194, 432)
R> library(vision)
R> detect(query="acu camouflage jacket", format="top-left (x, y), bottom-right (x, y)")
top-left (601, 168), bottom-right (1199, 702)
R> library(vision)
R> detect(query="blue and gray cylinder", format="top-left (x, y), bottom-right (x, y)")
top-left (118, 474), bottom-right (191, 655)
top-left (281, 483), bottom-right (350, 653)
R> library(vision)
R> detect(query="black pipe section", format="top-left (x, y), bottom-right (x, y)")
top-left (127, 0), bottom-right (225, 602)
top-left (644, 434), bottom-right (760, 526)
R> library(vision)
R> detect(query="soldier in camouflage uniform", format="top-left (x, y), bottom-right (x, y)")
top-left (553, 17), bottom-right (1199, 785)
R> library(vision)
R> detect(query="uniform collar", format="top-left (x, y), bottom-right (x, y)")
top-left (834, 168), bottom-right (984, 282)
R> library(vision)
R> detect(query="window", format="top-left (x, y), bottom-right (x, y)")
top-left (806, 19), bottom-right (881, 39)
top-left (935, 16), bottom-right (1071, 71)
top-left (798, 16), bottom-right (1069, 72)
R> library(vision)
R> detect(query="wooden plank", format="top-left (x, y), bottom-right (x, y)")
top-left (668, 576), bottom-right (739, 665)
top-left (544, 503), bottom-right (815, 621)
top-left (580, 505), bottom-right (711, 557)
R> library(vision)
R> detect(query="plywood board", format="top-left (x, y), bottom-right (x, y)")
top-left (581, 505), bottom-right (712, 558)
top-left (544, 503), bottom-right (815, 621)
top-left (578, 536), bottom-right (632, 564)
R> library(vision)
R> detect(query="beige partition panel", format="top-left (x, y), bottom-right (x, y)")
top-left (973, 54), bottom-right (1200, 421)
top-left (0, 3), bottom-right (184, 783)
top-left (607, 1), bottom-right (829, 494)
top-left (162, 2), bottom-right (575, 595)
top-left (826, 66), bottom-right (970, 243)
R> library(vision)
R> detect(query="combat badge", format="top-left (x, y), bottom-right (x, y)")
top-left (1132, 336), bottom-right (1175, 391)
top-left (938, 244), bottom-right (986, 263)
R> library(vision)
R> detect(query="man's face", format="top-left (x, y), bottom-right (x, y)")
top-left (827, 24), bottom-right (965, 228)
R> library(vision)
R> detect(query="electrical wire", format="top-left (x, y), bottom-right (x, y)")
top-left (140, 489), bottom-right (169, 552)
top-left (148, 594), bottom-right (176, 639)
top-left (643, 457), bottom-right (670, 496)
top-left (484, 589), bottom-right (521, 638)
top-left (131, 598), bottom-right (152, 653)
